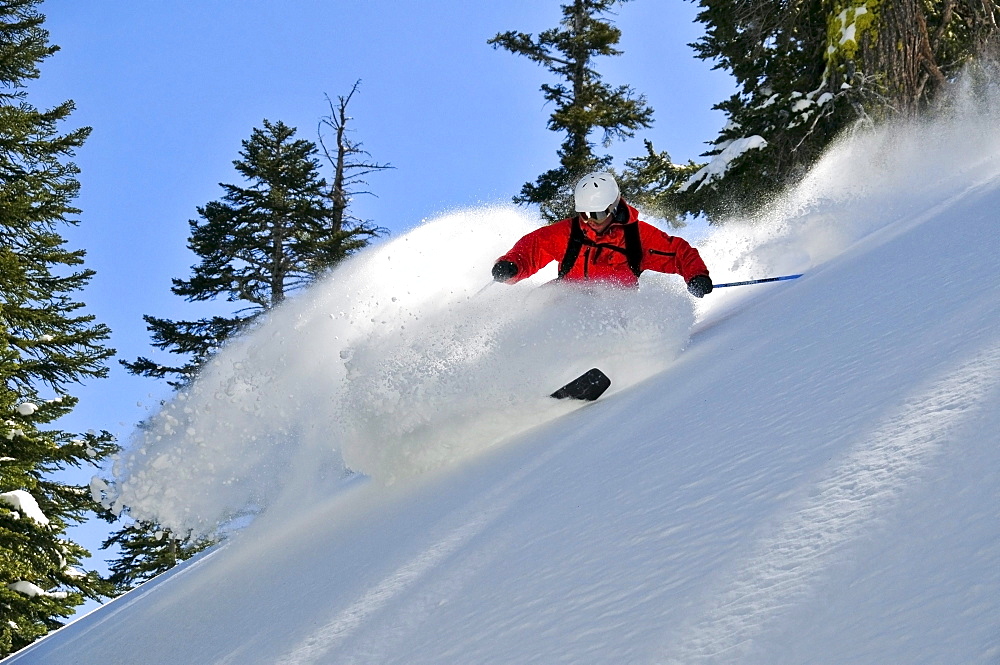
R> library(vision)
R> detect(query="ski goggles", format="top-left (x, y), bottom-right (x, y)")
top-left (580, 205), bottom-right (615, 222)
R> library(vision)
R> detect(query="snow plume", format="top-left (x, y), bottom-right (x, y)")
top-left (110, 206), bottom-right (695, 538)
top-left (697, 74), bottom-right (1000, 292)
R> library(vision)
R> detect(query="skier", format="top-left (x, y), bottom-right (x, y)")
top-left (492, 172), bottom-right (713, 297)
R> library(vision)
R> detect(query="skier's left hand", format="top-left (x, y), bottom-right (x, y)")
top-left (687, 274), bottom-right (713, 298)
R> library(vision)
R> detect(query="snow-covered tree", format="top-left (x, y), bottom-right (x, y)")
top-left (489, 0), bottom-right (654, 221)
top-left (0, 0), bottom-right (117, 655)
top-left (679, 0), bottom-right (1000, 220)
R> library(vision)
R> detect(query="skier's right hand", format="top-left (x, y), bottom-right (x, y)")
top-left (492, 260), bottom-right (518, 282)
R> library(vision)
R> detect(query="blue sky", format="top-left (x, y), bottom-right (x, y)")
top-left (28, 0), bottom-right (733, 573)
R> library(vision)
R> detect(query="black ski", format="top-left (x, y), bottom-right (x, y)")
top-left (551, 368), bottom-right (611, 401)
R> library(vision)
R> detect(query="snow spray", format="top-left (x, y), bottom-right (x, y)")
top-left (109, 206), bottom-right (695, 538)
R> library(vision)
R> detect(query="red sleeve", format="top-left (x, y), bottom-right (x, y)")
top-left (637, 222), bottom-right (710, 282)
top-left (496, 220), bottom-right (572, 283)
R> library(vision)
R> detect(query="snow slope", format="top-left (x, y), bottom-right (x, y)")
top-left (7, 89), bottom-right (1000, 664)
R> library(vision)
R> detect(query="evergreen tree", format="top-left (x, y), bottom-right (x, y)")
top-left (123, 117), bottom-right (385, 388)
top-left (111, 95), bottom-right (388, 589)
top-left (101, 520), bottom-right (212, 594)
top-left (489, 0), bottom-right (654, 220)
top-left (0, 0), bottom-right (117, 655)
top-left (679, 0), bottom-right (1000, 220)
top-left (616, 140), bottom-right (702, 227)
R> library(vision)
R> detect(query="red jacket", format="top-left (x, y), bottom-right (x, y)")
top-left (496, 201), bottom-right (710, 287)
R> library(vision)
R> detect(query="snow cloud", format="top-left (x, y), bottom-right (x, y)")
top-left (110, 206), bottom-right (694, 538)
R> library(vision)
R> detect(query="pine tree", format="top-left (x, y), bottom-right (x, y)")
top-left (489, 0), bottom-right (654, 221)
top-left (101, 520), bottom-right (212, 595)
top-left (111, 95), bottom-right (388, 589)
top-left (123, 117), bottom-right (385, 388)
top-left (0, 0), bottom-right (117, 655)
top-left (616, 140), bottom-right (702, 227)
top-left (679, 0), bottom-right (1000, 220)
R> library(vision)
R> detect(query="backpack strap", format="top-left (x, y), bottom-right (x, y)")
top-left (622, 221), bottom-right (642, 278)
top-left (559, 218), bottom-right (586, 279)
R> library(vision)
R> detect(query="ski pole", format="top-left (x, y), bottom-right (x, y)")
top-left (713, 273), bottom-right (803, 289)
top-left (473, 280), bottom-right (497, 297)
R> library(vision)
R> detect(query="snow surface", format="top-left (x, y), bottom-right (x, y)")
top-left (7, 87), bottom-right (1000, 664)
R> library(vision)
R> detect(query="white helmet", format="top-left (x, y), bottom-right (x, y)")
top-left (574, 172), bottom-right (620, 213)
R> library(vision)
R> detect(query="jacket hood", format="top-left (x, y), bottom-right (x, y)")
top-left (617, 199), bottom-right (640, 224)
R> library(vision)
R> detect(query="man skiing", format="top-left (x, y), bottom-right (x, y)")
top-left (492, 172), bottom-right (713, 297)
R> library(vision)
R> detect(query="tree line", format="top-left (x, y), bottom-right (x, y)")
top-left (495, 0), bottom-right (1000, 223)
top-left (2, 0), bottom-right (998, 656)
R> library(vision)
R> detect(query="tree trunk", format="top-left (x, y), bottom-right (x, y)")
top-left (861, 0), bottom-right (946, 112)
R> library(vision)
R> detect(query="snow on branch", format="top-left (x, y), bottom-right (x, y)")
top-left (6, 581), bottom-right (68, 599)
top-left (679, 135), bottom-right (767, 193)
top-left (0, 489), bottom-right (51, 526)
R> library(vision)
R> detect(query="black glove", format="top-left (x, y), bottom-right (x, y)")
top-left (687, 274), bottom-right (713, 298)
top-left (492, 260), bottom-right (518, 282)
